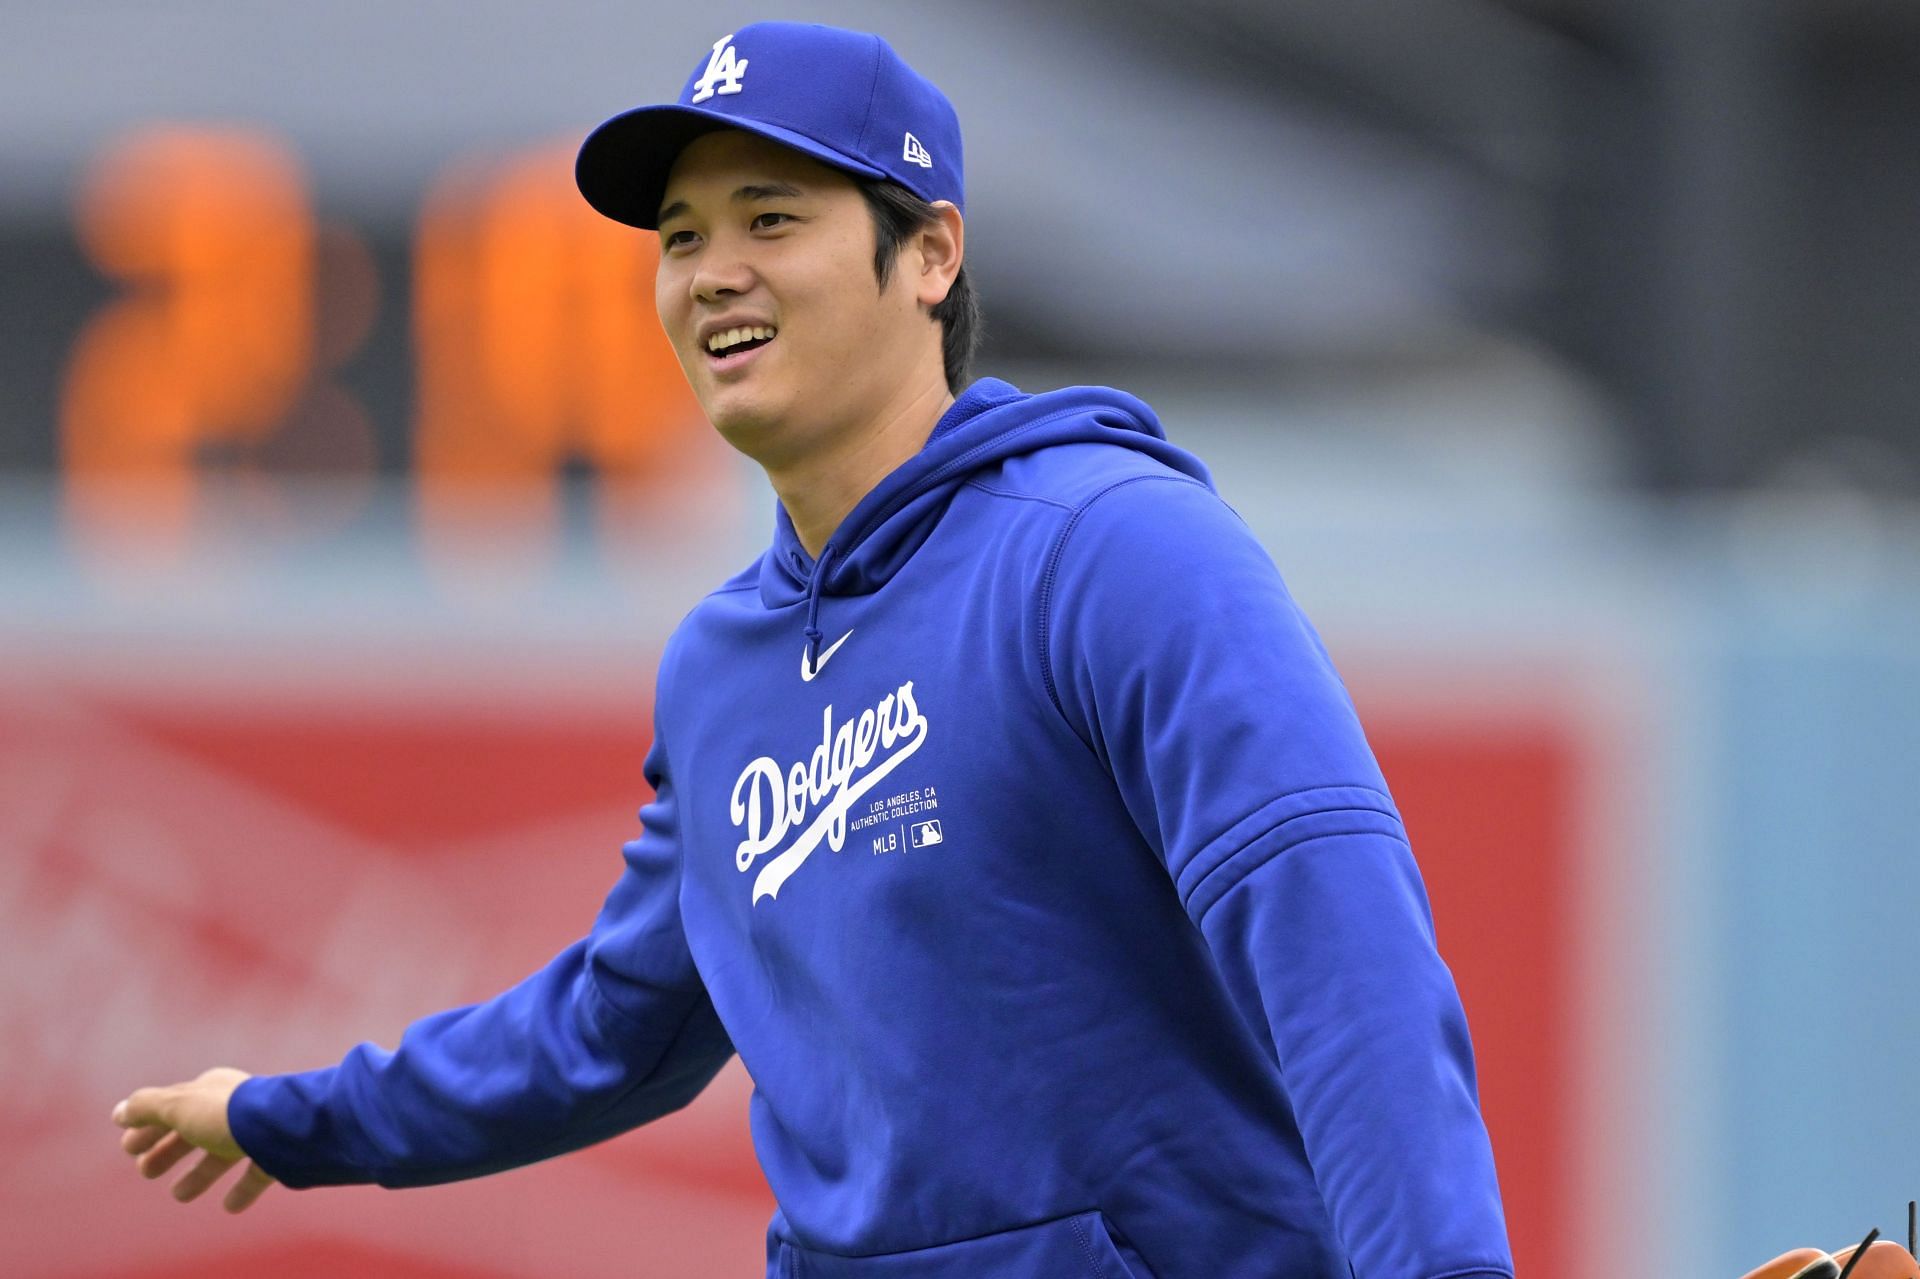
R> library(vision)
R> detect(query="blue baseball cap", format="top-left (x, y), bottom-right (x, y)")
top-left (576, 22), bottom-right (965, 230)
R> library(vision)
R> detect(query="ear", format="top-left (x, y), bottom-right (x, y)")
top-left (912, 202), bottom-right (965, 310)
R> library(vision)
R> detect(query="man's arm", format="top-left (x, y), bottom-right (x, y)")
top-left (114, 726), bottom-right (732, 1199)
top-left (1044, 474), bottom-right (1514, 1279)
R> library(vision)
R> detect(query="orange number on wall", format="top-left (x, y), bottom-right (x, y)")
top-left (61, 127), bottom-right (315, 567)
top-left (415, 141), bottom-right (708, 582)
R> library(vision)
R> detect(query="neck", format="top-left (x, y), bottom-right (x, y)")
top-left (769, 373), bottom-right (956, 561)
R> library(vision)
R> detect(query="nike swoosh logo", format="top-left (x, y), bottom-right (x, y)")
top-left (800, 628), bottom-right (855, 682)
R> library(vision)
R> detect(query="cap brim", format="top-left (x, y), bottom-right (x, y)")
top-left (575, 104), bottom-right (890, 230)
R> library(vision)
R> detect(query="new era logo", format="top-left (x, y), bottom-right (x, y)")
top-left (903, 132), bottom-right (933, 169)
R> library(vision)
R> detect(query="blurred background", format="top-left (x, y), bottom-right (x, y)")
top-left (4, 1), bottom-right (1918, 1275)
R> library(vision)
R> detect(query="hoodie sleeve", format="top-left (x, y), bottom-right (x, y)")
top-left (225, 729), bottom-right (733, 1189)
top-left (1043, 473), bottom-right (1514, 1279)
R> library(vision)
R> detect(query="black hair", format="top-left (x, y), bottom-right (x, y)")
top-left (855, 179), bottom-right (982, 394)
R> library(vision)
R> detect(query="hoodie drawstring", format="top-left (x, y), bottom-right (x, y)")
top-left (803, 542), bottom-right (837, 672)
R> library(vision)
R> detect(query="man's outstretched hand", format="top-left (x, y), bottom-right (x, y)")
top-left (112, 1067), bottom-right (276, 1212)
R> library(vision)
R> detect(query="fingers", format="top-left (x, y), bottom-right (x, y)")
top-left (113, 1086), bottom-right (169, 1129)
top-left (114, 1077), bottom-right (272, 1212)
top-left (222, 1163), bottom-right (276, 1214)
top-left (115, 1074), bottom-right (269, 1211)
top-left (170, 1150), bottom-right (238, 1203)
top-left (120, 1122), bottom-right (169, 1156)
top-left (137, 1131), bottom-right (195, 1180)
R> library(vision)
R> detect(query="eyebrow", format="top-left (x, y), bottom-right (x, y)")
top-left (657, 181), bottom-right (806, 227)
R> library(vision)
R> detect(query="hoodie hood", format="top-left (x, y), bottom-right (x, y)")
top-left (764, 377), bottom-right (1214, 665)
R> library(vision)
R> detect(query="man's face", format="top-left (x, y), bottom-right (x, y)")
top-left (654, 129), bottom-right (934, 462)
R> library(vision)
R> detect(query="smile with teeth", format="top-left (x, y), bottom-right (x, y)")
top-left (707, 325), bottom-right (777, 357)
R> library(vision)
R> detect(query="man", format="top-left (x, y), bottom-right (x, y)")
top-left (113, 21), bottom-right (1515, 1278)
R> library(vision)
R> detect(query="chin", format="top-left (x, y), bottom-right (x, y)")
top-left (703, 390), bottom-right (794, 454)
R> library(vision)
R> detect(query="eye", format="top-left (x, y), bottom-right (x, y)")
top-left (752, 211), bottom-right (793, 230)
top-left (663, 229), bottom-right (697, 251)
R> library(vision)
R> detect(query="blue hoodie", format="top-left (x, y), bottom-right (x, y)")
top-left (229, 377), bottom-right (1514, 1279)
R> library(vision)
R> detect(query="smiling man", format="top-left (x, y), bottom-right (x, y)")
top-left (648, 126), bottom-right (966, 564)
top-left (111, 21), bottom-right (1515, 1279)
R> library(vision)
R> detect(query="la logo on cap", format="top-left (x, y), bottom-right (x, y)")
top-left (691, 33), bottom-right (748, 103)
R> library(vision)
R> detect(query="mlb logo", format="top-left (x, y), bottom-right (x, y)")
top-left (910, 820), bottom-right (943, 848)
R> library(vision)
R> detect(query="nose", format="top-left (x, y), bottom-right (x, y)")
top-left (688, 233), bottom-right (755, 306)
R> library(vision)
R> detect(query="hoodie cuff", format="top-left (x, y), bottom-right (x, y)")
top-left (228, 1069), bottom-right (382, 1189)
